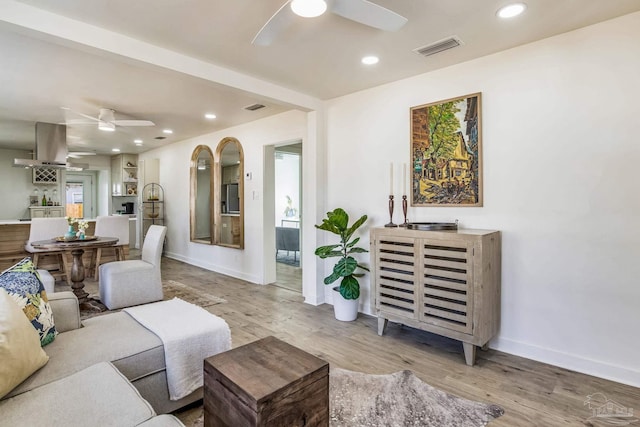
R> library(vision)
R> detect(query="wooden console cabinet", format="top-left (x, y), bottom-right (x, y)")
top-left (370, 227), bottom-right (501, 365)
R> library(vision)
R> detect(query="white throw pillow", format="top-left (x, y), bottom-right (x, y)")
top-left (0, 288), bottom-right (49, 399)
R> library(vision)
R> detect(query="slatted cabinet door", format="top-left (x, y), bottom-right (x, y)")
top-left (420, 239), bottom-right (474, 335)
top-left (374, 236), bottom-right (419, 320)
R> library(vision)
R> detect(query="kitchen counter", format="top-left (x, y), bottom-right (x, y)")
top-left (0, 217), bottom-right (136, 270)
top-left (0, 217), bottom-right (137, 225)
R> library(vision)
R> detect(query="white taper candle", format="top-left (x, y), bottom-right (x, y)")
top-left (403, 163), bottom-right (407, 195)
top-left (389, 163), bottom-right (393, 195)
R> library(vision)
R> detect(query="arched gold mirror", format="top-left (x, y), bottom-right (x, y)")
top-left (190, 145), bottom-right (214, 244)
top-left (214, 137), bottom-right (244, 249)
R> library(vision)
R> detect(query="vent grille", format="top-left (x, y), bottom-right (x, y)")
top-left (414, 36), bottom-right (462, 58)
top-left (244, 103), bottom-right (266, 111)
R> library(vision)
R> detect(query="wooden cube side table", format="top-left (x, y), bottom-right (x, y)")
top-left (204, 336), bottom-right (329, 427)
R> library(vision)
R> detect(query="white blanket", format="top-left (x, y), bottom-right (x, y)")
top-left (124, 297), bottom-right (231, 400)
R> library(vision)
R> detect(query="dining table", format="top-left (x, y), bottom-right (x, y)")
top-left (31, 236), bottom-right (119, 311)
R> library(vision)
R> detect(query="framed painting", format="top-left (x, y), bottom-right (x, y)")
top-left (410, 92), bottom-right (482, 207)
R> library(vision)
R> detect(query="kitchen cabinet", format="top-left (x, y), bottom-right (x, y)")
top-left (111, 154), bottom-right (138, 196)
top-left (370, 227), bottom-right (501, 366)
top-left (29, 206), bottom-right (65, 218)
top-left (32, 168), bottom-right (59, 185)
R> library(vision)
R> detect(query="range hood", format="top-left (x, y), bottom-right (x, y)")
top-left (13, 122), bottom-right (88, 170)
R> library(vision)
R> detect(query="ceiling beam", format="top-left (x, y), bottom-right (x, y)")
top-left (0, 1), bottom-right (322, 112)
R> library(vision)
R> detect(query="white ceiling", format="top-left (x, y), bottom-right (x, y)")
top-left (1, 0), bottom-right (638, 155)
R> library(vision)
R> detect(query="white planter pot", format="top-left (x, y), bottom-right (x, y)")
top-left (332, 287), bottom-right (359, 321)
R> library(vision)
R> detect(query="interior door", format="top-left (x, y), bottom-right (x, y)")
top-left (65, 172), bottom-right (95, 219)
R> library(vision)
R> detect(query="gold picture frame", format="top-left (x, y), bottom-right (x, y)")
top-left (411, 92), bottom-right (482, 207)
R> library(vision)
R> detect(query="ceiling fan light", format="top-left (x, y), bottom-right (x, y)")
top-left (98, 121), bottom-right (116, 131)
top-left (291, 0), bottom-right (327, 18)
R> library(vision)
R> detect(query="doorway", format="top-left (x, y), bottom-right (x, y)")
top-left (65, 172), bottom-right (96, 219)
top-left (273, 143), bottom-right (302, 292)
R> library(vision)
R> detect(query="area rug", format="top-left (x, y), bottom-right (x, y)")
top-left (176, 367), bottom-right (503, 427)
top-left (80, 280), bottom-right (226, 320)
top-left (330, 368), bottom-right (503, 426)
top-left (276, 252), bottom-right (300, 267)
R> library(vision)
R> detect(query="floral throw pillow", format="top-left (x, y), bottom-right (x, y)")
top-left (0, 258), bottom-right (57, 346)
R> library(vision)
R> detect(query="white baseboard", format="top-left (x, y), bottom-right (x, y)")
top-left (491, 336), bottom-right (640, 388)
top-left (163, 251), bottom-right (261, 284)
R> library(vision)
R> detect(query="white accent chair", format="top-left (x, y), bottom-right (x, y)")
top-left (91, 215), bottom-right (130, 280)
top-left (25, 217), bottom-right (71, 285)
top-left (99, 225), bottom-right (167, 310)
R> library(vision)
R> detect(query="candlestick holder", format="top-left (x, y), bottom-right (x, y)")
top-left (399, 195), bottom-right (409, 227)
top-left (384, 195), bottom-right (398, 227)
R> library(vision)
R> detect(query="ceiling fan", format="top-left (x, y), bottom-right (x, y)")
top-left (62, 108), bottom-right (155, 132)
top-left (253, 0), bottom-right (408, 46)
top-left (67, 151), bottom-right (97, 159)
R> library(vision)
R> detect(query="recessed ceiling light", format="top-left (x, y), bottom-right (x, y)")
top-left (496, 3), bottom-right (527, 19)
top-left (204, 113), bottom-right (217, 119)
top-left (290, 0), bottom-right (327, 18)
top-left (134, 139), bottom-right (143, 144)
top-left (112, 148), bottom-right (120, 152)
top-left (362, 55), bottom-right (379, 65)
top-left (162, 129), bottom-right (173, 134)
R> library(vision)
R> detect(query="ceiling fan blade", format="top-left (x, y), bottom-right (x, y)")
top-left (68, 152), bottom-right (97, 156)
top-left (67, 152), bottom-right (97, 159)
top-left (252, 0), bottom-right (296, 46)
top-left (74, 112), bottom-right (100, 122)
top-left (330, 0), bottom-right (407, 32)
top-left (112, 120), bottom-right (155, 127)
top-left (61, 119), bottom-right (96, 125)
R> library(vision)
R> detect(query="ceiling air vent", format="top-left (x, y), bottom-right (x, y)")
top-left (414, 36), bottom-right (463, 58)
top-left (244, 103), bottom-right (266, 111)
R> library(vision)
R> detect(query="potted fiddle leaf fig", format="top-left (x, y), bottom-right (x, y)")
top-left (315, 208), bottom-right (369, 321)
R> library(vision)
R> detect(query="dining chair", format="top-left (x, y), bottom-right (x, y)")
top-left (99, 225), bottom-right (167, 310)
top-left (91, 215), bottom-right (130, 280)
top-left (25, 217), bottom-right (71, 285)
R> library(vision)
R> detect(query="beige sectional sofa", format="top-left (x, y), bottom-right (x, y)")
top-left (1, 291), bottom-right (199, 426)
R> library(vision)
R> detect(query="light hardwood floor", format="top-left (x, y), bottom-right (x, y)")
top-left (274, 261), bottom-right (302, 293)
top-left (71, 255), bottom-right (640, 426)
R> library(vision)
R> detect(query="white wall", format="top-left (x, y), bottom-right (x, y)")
top-left (275, 152), bottom-right (301, 226)
top-left (325, 12), bottom-right (640, 386)
top-left (0, 148), bottom-right (39, 219)
top-left (139, 110), bottom-right (307, 284)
